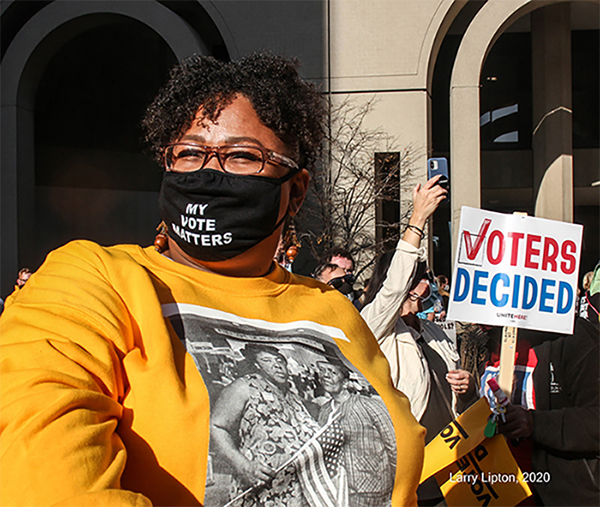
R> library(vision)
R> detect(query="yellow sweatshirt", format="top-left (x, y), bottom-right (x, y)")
top-left (0, 240), bottom-right (424, 507)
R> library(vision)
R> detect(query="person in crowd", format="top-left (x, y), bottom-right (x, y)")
top-left (354, 278), bottom-right (370, 310)
top-left (316, 251), bottom-right (363, 307)
top-left (435, 274), bottom-right (450, 312)
top-left (313, 263), bottom-right (346, 284)
top-left (361, 178), bottom-right (477, 435)
top-left (578, 269), bottom-right (595, 317)
top-left (15, 267), bottom-right (32, 290)
top-left (317, 357), bottom-right (397, 507)
top-left (323, 247), bottom-right (355, 275)
top-left (479, 323), bottom-right (559, 504)
top-left (416, 271), bottom-right (444, 322)
top-left (210, 344), bottom-right (319, 505)
top-left (494, 263), bottom-right (599, 506)
top-left (313, 262), bottom-right (356, 303)
top-left (360, 178), bottom-right (477, 504)
top-left (0, 52), bottom-right (424, 507)
top-left (0, 268), bottom-right (32, 315)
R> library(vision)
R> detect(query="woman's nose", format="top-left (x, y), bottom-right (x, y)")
top-left (200, 151), bottom-right (224, 171)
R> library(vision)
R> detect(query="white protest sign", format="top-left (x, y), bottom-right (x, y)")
top-left (447, 207), bottom-right (583, 334)
top-left (433, 316), bottom-right (457, 348)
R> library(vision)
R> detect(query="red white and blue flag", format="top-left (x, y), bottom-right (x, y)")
top-left (294, 411), bottom-right (349, 507)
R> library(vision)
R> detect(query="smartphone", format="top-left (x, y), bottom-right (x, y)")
top-left (427, 157), bottom-right (449, 190)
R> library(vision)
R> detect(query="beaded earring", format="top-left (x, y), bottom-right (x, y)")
top-left (154, 222), bottom-right (168, 253)
top-left (284, 223), bottom-right (301, 263)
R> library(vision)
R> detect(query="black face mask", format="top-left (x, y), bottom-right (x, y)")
top-left (159, 168), bottom-right (297, 262)
top-left (328, 274), bottom-right (356, 300)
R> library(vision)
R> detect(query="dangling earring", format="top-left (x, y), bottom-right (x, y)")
top-left (284, 223), bottom-right (301, 263)
top-left (154, 222), bottom-right (168, 253)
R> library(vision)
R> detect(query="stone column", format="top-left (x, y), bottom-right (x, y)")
top-left (531, 3), bottom-right (573, 222)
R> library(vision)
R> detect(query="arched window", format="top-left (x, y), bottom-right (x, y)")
top-left (32, 17), bottom-right (177, 263)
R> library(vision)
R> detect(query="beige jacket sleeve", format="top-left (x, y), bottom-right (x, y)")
top-left (360, 240), bottom-right (430, 419)
top-left (360, 240), bottom-right (426, 342)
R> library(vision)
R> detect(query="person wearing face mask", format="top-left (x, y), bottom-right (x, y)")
top-left (360, 178), bottom-right (477, 436)
top-left (415, 272), bottom-right (444, 322)
top-left (360, 183), bottom-right (477, 505)
top-left (0, 53), bottom-right (425, 507)
top-left (313, 263), bottom-right (356, 302)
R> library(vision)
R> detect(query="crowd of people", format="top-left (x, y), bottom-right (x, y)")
top-left (313, 211), bottom-right (599, 506)
top-left (0, 51), bottom-right (597, 507)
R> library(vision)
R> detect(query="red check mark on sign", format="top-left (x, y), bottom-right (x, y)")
top-left (463, 218), bottom-right (492, 260)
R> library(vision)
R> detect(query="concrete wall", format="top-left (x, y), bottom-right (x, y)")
top-left (327, 0), bottom-right (463, 260)
top-left (450, 0), bottom-right (599, 258)
top-left (0, 0), bottom-right (327, 296)
top-left (1, 0), bottom-right (597, 294)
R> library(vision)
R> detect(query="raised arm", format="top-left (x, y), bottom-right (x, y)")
top-left (361, 176), bottom-right (447, 341)
top-left (403, 175), bottom-right (447, 248)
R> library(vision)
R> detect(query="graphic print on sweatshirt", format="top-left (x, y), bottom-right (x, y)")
top-left (163, 303), bottom-right (397, 507)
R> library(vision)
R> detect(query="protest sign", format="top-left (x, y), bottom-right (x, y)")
top-left (421, 398), bottom-right (491, 482)
top-left (434, 316), bottom-right (456, 348)
top-left (435, 435), bottom-right (531, 507)
top-left (421, 398), bottom-right (532, 507)
top-left (447, 207), bottom-right (583, 334)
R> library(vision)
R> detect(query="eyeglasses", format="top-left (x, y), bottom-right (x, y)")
top-left (407, 280), bottom-right (432, 302)
top-left (164, 143), bottom-right (299, 176)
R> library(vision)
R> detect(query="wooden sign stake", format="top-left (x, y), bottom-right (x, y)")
top-left (498, 326), bottom-right (518, 396)
top-left (497, 211), bottom-right (528, 398)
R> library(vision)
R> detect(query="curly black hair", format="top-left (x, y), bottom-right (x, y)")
top-left (142, 52), bottom-right (326, 172)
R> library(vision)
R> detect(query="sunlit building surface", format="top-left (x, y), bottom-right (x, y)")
top-left (1, 0), bottom-right (597, 294)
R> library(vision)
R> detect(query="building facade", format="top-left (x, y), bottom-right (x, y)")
top-left (1, 0), bottom-right (598, 295)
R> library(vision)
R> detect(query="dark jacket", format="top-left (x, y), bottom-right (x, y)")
top-left (530, 315), bottom-right (599, 506)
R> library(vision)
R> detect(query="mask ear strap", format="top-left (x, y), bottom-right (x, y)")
top-left (275, 166), bottom-right (301, 184)
top-left (271, 212), bottom-right (289, 236)
top-left (270, 166), bottom-right (301, 238)
top-left (273, 168), bottom-right (302, 229)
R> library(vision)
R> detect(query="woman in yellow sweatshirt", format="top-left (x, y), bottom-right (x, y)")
top-left (0, 52), bottom-right (424, 507)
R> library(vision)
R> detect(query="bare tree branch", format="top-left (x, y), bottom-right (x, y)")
top-left (296, 97), bottom-right (424, 282)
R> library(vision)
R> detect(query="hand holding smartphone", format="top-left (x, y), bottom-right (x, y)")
top-left (427, 157), bottom-right (449, 191)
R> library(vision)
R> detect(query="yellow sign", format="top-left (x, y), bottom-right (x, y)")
top-left (435, 435), bottom-right (531, 507)
top-left (420, 398), bottom-right (532, 506)
top-left (421, 398), bottom-right (491, 481)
